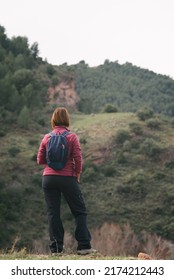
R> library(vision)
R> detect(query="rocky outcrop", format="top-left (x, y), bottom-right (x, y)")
top-left (48, 78), bottom-right (80, 111)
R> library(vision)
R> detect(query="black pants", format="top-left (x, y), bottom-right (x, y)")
top-left (42, 175), bottom-right (91, 252)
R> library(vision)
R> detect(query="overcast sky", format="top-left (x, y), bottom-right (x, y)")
top-left (0, 0), bottom-right (174, 78)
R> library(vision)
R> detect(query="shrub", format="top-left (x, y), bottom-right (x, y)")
top-left (146, 118), bottom-right (161, 129)
top-left (130, 138), bottom-right (141, 149)
top-left (137, 108), bottom-right (154, 121)
top-left (83, 160), bottom-right (99, 172)
top-left (0, 130), bottom-right (6, 137)
top-left (31, 153), bottom-right (37, 161)
top-left (37, 118), bottom-right (45, 126)
top-left (103, 165), bottom-right (116, 177)
top-left (129, 122), bottom-right (143, 135)
top-left (131, 184), bottom-right (147, 199)
top-left (8, 147), bottom-right (21, 157)
top-left (46, 64), bottom-right (56, 76)
top-left (51, 75), bottom-right (59, 86)
top-left (18, 106), bottom-right (29, 129)
top-left (104, 104), bottom-right (118, 113)
top-left (170, 119), bottom-right (174, 128)
top-left (31, 174), bottom-right (42, 186)
top-left (0, 178), bottom-right (6, 189)
top-left (117, 151), bottom-right (127, 164)
top-left (91, 223), bottom-right (143, 257)
top-left (154, 172), bottom-right (166, 180)
top-left (115, 129), bottom-right (131, 144)
top-left (80, 136), bottom-right (87, 144)
top-left (126, 170), bottom-right (146, 185)
top-left (82, 167), bottom-right (96, 182)
top-left (139, 138), bottom-right (161, 157)
top-left (123, 140), bottom-right (132, 151)
top-left (29, 139), bottom-right (38, 145)
top-left (165, 160), bottom-right (174, 169)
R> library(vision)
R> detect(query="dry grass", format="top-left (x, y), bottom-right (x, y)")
top-left (1, 223), bottom-right (173, 260)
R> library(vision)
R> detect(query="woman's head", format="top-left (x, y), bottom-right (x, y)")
top-left (51, 107), bottom-right (70, 128)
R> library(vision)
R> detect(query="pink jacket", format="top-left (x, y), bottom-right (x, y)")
top-left (37, 126), bottom-right (82, 177)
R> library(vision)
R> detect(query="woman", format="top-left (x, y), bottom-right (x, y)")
top-left (37, 107), bottom-right (96, 255)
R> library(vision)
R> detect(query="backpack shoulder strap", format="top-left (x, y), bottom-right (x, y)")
top-left (61, 131), bottom-right (70, 137)
top-left (48, 131), bottom-right (70, 137)
top-left (49, 132), bottom-right (57, 137)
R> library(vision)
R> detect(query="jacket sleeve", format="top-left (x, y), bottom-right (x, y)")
top-left (37, 135), bottom-right (48, 165)
top-left (71, 134), bottom-right (82, 174)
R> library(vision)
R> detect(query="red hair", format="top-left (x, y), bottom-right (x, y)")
top-left (51, 107), bottom-right (70, 128)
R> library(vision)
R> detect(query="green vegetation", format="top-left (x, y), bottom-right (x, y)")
top-left (1, 25), bottom-right (174, 259)
top-left (0, 251), bottom-right (129, 260)
top-left (1, 112), bottom-right (174, 257)
top-left (74, 60), bottom-right (174, 115)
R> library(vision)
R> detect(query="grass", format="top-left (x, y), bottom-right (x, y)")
top-left (0, 251), bottom-right (133, 260)
top-left (1, 111), bottom-right (174, 258)
top-left (70, 112), bottom-right (138, 156)
top-left (71, 112), bottom-right (134, 135)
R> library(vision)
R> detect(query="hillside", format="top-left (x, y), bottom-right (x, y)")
top-left (69, 60), bottom-right (174, 115)
top-left (1, 111), bottom-right (174, 259)
top-left (1, 24), bottom-right (174, 125)
top-left (72, 112), bottom-right (174, 242)
top-left (1, 25), bottom-right (174, 259)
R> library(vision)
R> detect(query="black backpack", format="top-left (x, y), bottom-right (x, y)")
top-left (46, 131), bottom-right (70, 170)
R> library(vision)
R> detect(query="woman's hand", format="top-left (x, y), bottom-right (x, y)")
top-left (77, 173), bottom-right (81, 183)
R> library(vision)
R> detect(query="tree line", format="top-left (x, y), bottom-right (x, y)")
top-left (1, 24), bottom-right (174, 129)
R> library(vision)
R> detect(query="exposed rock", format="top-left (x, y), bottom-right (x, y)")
top-left (48, 79), bottom-right (80, 111)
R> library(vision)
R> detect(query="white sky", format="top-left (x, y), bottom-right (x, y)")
top-left (0, 0), bottom-right (174, 78)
